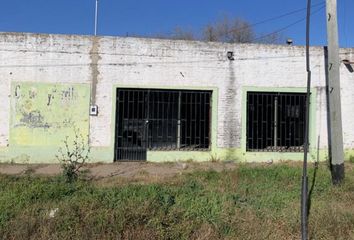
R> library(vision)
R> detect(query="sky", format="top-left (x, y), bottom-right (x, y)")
top-left (0, 0), bottom-right (352, 47)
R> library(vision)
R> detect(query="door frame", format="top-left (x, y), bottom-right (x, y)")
top-left (111, 86), bottom-right (218, 162)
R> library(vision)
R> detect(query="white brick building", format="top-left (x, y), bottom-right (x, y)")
top-left (0, 32), bottom-right (353, 163)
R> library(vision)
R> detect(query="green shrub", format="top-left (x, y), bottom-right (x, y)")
top-left (56, 128), bottom-right (90, 183)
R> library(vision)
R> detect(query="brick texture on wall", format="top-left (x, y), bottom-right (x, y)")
top-left (1, 32), bottom-right (353, 151)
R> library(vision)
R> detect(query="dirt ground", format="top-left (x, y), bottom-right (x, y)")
top-left (0, 161), bottom-right (238, 179)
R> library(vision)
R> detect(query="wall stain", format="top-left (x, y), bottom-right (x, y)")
top-left (90, 37), bottom-right (101, 104)
top-left (223, 61), bottom-right (239, 149)
top-left (17, 110), bottom-right (50, 129)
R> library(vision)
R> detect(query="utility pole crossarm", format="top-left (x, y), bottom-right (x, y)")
top-left (326, 0), bottom-right (345, 184)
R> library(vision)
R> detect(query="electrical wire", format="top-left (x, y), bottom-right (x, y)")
top-left (245, 1), bottom-right (325, 30)
top-left (254, 4), bottom-right (325, 42)
top-left (0, 2), bottom-right (330, 58)
top-left (157, 1), bottom-right (325, 37)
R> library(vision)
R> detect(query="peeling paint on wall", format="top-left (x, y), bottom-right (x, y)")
top-left (223, 61), bottom-right (239, 148)
top-left (1, 32), bottom-right (354, 163)
top-left (90, 37), bottom-right (101, 104)
top-left (10, 82), bottom-right (90, 146)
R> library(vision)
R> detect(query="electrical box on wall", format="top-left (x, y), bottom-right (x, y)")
top-left (89, 105), bottom-right (98, 116)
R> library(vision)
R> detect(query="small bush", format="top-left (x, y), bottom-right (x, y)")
top-left (56, 128), bottom-right (90, 183)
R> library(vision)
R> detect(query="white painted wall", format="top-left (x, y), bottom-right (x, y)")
top-left (1, 32), bottom-right (353, 152)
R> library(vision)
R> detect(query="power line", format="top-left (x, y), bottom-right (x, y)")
top-left (149, 2), bottom-right (326, 39)
top-left (248, 1), bottom-right (325, 29)
top-left (253, 5), bottom-right (325, 42)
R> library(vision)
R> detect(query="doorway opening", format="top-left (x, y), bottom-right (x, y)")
top-left (114, 89), bottom-right (212, 161)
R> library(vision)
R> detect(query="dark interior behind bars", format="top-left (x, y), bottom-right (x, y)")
top-left (114, 89), bottom-right (211, 161)
top-left (246, 92), bottom-right (306, 152)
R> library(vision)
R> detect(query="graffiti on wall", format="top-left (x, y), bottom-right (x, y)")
top-left (10, 83), bottom-right (90, 146)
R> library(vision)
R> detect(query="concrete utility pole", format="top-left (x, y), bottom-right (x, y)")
top-left (326, 0), bottom-right (345, 184)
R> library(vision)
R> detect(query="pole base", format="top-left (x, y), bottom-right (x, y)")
top-left (301, 175), bottom-right (308, 240)
top-left (331, 163), bottom-right (344, 185)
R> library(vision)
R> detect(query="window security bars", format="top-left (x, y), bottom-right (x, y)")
top-left (246, 92), bottom-right (307, 152)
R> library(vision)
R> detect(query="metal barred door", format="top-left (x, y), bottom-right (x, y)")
top-left (115, 89), bottom-right (149, 161)
top-left (114, 89), bottom-right (212, 161)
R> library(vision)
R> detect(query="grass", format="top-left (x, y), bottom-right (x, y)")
top-left (1, 163), bottom-right (354, 239)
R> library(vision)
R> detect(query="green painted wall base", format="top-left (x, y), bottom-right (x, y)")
top-left (147, 151), bottom-right (213, 162)
top-left (1, 146), bottom-right (354, 164)
top-left (0, 146), bottom-right (114, 164)
top-left (0, 146), bottom-right (59, 164)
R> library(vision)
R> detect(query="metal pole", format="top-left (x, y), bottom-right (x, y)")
top-left (94, 0), bottom-right (99, 36)
top-left (274, 97), bottom-right (278, 149)
top-left (301, 0), bottom-right (312, 239)
top-left (326, 0), bottom-right (345, 185)
top-left (177, 92), bottom-right (182, 149)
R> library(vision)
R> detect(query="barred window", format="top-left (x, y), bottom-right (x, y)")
top-left (246, 92), bottom-right (306, 152)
